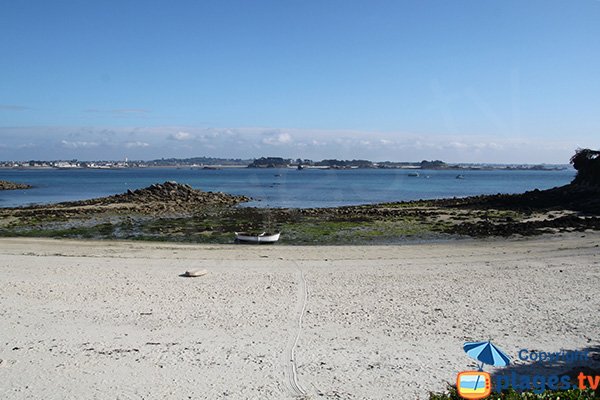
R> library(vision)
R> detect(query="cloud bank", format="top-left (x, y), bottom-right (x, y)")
top-left (0, 126), bottom-right (589, 164)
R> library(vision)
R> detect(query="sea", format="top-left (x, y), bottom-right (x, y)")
top-left (0, 167), bottom-right (576, 209)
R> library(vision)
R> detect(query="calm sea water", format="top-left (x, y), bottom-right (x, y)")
top-left (0, 167), bottom-right (576, 209)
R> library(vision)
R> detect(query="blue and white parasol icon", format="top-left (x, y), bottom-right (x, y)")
top-left (464, 340), bottom-right (511, 370)
top-left (463, 341), bottom-right (511, 394)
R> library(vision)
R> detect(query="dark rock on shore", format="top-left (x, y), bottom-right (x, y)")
top-left (428, 184), bottom-right (600, 214)
top-left (447, 215), bottom-right (600, 237)
top-left (0, 180), bottom-right (32, 190)
top-left (63, 181), bottom-right (251, 211)
top-left (7, 182), bottom-right (251, 218)
top-left (435, 148), bottom-right (600, 214)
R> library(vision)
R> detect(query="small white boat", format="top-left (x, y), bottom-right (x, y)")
top-left (234, 232), bottom-right (281, 244)
top-left (408, 172), bottom-right (420, 177)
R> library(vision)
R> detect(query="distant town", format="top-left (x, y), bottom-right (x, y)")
top-left (0, 156), bottom-right (569, 171)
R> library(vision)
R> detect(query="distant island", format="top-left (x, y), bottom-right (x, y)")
top-left (0, 156), bottom-right (569, 171)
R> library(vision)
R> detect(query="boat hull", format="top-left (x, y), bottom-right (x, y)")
top-left (234, 232), bottom-right (281, 244)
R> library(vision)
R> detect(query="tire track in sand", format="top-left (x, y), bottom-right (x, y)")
top-left (282, 262), bottom-right (308, 398)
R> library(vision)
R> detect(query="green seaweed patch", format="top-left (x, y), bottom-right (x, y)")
top-left (377, 200), bottom-right (436, 208)
top-left (0, 223), bottom-right (116, 239)
top-left (279, 217), bottom-right (442, 244)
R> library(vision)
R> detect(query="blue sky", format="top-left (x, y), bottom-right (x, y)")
top-left (1, 0), bottom-right (599, 163)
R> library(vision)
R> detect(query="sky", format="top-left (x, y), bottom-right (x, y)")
top-left (1, 0), bottom-right (599, 163)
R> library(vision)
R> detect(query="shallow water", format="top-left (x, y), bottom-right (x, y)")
top-left (0, 167), bottom-right (576, 209)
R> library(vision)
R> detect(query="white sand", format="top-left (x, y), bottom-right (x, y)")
top-left (1, 233), bottom-right (599, 399)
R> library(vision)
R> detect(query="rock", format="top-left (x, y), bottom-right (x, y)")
top-left (52, 181), bottom-right (251, 214)
top-left (183, 269), bottom-right (208, 277)
top-left (0, 180), bottom-right (32, 190)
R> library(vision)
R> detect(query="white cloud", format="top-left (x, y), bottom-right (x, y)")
top-left (262, 132), bottom-right (292, 145)
top-left (486, 142), bottom-right (503, 150)
top-left (169, 131), bottom-right (193, 141)
top-left (61, 140), bottom-right (99, 149)
top-left (17, 143), bottom-right (38, 149)
top-left (124, 141), bottom-right (150, 148)
top-left (1, 126), bottom-right (585, 163)
top-left (448, 141), bottom-right (469, 149)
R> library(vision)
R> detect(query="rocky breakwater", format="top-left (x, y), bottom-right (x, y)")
top-left (71, 181), bottom-right (251, 213)
top-left (0, 180), bottom-right (32, 190)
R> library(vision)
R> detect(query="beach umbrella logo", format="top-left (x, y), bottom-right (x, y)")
top-left (457, 341), bottom-right (511, 399)
top-left (463, 340), bottom-right (511, 370)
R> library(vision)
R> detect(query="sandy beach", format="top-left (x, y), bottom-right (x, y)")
top-left (1, 233), bottom-right (599, 399)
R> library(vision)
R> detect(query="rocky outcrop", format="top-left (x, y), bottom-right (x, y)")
top-left (80, 181), bottom-right (249, 207)
top-left (447, 215), bottom-right (600, 237)
top-left (431, 184), bottom-right (600, 214)
top-left (5, 182), bottom-right (252, 219)
top-left (0, 180), bottom-right (32, 190)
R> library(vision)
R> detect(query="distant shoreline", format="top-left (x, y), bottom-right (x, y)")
top-left (0, 155), bottom-right (571, 172)
top-left (0, 164), bottom-right (571, 171)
